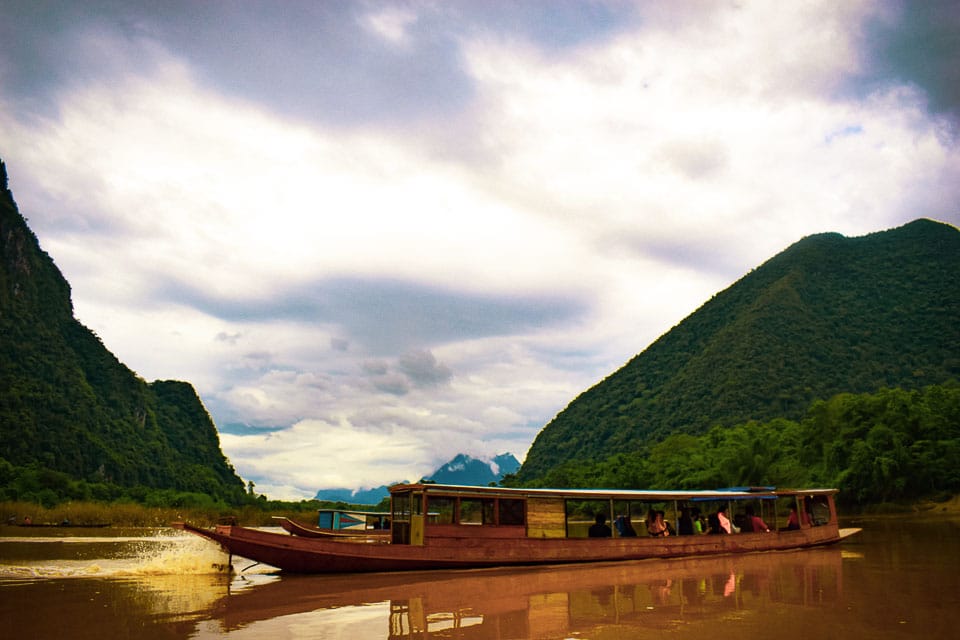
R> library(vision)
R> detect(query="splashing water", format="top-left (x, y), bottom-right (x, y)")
top-left (0, 530), bottom-right (260, 581)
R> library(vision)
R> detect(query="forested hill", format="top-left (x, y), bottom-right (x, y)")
top-left (519, 219), bottom-right (960, 481)
top-left (0, 159), bottom-right (245, 502)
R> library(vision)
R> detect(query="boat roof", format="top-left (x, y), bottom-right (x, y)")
top-left (389, 483), bottom-right (837, 501)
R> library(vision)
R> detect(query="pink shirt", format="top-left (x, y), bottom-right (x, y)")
top-left (717, 511), bottom-right (731, 534)
top-left (750, 515), bottom-right (770, 532)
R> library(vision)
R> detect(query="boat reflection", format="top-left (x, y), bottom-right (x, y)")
top-left (210, 548), bottom-right (846, 637)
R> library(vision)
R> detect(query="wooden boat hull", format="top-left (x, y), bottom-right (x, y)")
top-left (173, 521), bottom-right (859, 574)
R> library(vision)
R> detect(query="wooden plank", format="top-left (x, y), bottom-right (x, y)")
top-left (527, 497), bottom-right (566, 538)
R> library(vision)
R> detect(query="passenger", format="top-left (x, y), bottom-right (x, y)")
top-left (716, 508), bottom-right (732, 534)
top-left (660, 511), bottom-right (675, 536)
top-left (694, 512), bottom-right (708, 535)
top-left (614, 515), bottom-right (637, 537)
top-left (678, 507), bottom-right (694, 536)
top-left (734, 512), bottom-right (751, 532)
top-left (745, 505), bottom-right (770, 532)
top-left (588, 513), bottom-right (612, 537)
top-left (707, 512), bottom-right (721, 534)
top-left (646, 509), bottom-right (670, 537)
top-left (785, 506), bottom-right (800, 530)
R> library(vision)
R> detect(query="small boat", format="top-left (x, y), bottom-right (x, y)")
top-left (173, 483), bottom-right (861, 574)
top-left (272, 508), bottom-right (391, 539)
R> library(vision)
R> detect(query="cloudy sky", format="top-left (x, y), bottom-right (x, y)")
top-left (2, 1), bottom-right (958, 499)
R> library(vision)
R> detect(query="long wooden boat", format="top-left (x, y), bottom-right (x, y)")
top-left (173, 483), bottom-right (860, 574)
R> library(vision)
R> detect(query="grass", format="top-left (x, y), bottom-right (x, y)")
top-left (0, 500), bottom-right (309, 529)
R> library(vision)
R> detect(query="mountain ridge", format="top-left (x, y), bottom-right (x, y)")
top-left (314, 453), bottom-right (521, 504)
top-left (0, 158), bottom-right (246, 501)
top-left (518, 218), bottom-right (960, 481)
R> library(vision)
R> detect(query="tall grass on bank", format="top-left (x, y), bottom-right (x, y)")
top-left (0, 501), bottom-right (304, 528)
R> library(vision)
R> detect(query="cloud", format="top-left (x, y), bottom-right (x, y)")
top-left (361, 5), bottom-right (419, 47)
top-left (150, 276), bottom-right (588, 355)
top-left (851, 0), bottom-right (960, 133)
top-left (220, 418), bottom-right (433, 496)
top-left (398, 350), bottom-right (453, 388)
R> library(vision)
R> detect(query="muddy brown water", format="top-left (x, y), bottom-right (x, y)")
top-left (1, 516), bottom-right (957, 639)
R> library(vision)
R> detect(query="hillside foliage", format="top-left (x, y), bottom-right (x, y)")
top-left (510, 382), bottom-right (960, 507)
top-left (520, 219), bottom-right (960, 481)
top-left (0, 159), bottom-right (246, 504)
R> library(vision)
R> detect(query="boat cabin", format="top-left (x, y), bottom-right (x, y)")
top-left (388, 483), bottom-right (837, 545)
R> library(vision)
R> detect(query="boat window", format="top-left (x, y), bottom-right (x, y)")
top-left (732, 499), bottom-right (773, 532)
top-left (498, 498), bottom-right (525, 525)
top-left (460, 498), bottom-right (494, 525)
top-left (428, 496), bottom-right (456, 525)
top-left (565, 499), bottom-right (611, 538)
top-left (392, 492), bottom-right (411, 523)
top-left (807, 495), bottom-right (831, 525)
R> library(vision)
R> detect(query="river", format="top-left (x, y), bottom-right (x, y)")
top-left (1, 515), bottom-right (958, 639)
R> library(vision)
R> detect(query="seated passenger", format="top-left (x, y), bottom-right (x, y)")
top-left (660, 511), bottom-right (675, 536)
top-left (707, 512), bottom-right (721, 534)
top-left (734, 512), bottom-right (752, 532)
top-left (785, 506), bottom-right (800, 530)
top-left (745, 505), bottom-right (770, 532)
top-left (588, 513), bottom-right (612, 537)
top-left (614, 515), bottom-right (637, 537)
top-left (646, 509), bottom-right (670, 537)
top-left (716, 508), bottom-right (732, 534)
top-left (678, 507), bottom-right (694, 536)
top-left (694, 512), bottom-right (708, 534)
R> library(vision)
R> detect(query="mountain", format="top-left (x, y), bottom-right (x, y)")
top-left (311, 486), bottom-right (391, 505)
top-left (0, 159), bottom-right (246, 501)
top-left (314, 453), bottom-right (521, 504)
top-left (427, 453), bottom-right (521, 485)
top-left (518, 219), bottom-right (960, 481)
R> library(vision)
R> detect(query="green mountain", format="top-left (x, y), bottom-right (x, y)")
top-left (0, 159), bottom-right (245, 502)
top-left (519, 219), bottom-right (960, 481)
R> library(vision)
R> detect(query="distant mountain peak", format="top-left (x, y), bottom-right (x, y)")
top-left (314, 452), bottom-right (520, 504)
top-left (427, 453), bottom-right (520, 486)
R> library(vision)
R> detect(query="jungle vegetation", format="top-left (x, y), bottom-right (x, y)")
top-left (509, 382), bottom-right (960, 508)
top-left (1, 159), bottom-right (246, 505)
top-left (519, 219), bottom-right (960, 482)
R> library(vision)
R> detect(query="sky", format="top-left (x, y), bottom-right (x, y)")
top-left (1, 1), bottom-right (958, 500)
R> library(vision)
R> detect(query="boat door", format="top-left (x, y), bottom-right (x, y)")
top-left (410, 491), bottom-right (425, 545)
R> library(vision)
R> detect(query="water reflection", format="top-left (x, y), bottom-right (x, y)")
top-left (8, 519), bottom-right (959, 639)
top-left (203, 549), bottom-right (845, 638)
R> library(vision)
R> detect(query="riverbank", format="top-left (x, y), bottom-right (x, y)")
top-left (0, 500), bottom-right (320, 530)
top-left (911, 494), bottom-right (960, 516)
